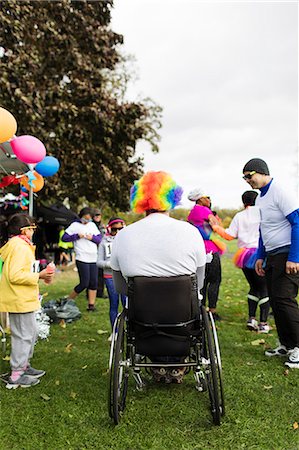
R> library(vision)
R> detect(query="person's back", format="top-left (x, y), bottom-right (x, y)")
top-left (112, 212), bottom-right (205, 278)
top-left (225, 205), bottom-right (260, 249)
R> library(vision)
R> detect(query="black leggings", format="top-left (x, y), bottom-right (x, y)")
top-left (242, 267), bottom-right (269, 322)
top-left (74, 260), bottom-right (98, 293)
top-left (201, 252), bottom-right (221, 309)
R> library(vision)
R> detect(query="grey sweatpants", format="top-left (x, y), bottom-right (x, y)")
top-left (9, 312), bottom-right (37, 372)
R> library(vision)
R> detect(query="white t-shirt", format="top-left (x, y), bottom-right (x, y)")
top-left (256, 180), bottom-right (298, 252)
top-left (110, 213), bottom-right (206, 278)
top-left (64, 221), bottom-right (99, 263)
top-left (225, 206), bottom-right (260, 248)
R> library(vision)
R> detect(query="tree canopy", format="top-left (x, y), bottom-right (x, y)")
top-left (0, 0), bottom-right (161, 210)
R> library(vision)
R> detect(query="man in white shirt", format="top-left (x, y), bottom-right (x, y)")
top-left (110, 171), bottom-right (206, 383)
top-left (243, 158), bottom-right (299, 368)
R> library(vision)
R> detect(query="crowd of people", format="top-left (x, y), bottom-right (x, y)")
top-left (0, 157), bottom-right (298, 389)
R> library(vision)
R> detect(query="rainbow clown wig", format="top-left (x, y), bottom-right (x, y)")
top-left (130, 171), bottom-right (183, 213)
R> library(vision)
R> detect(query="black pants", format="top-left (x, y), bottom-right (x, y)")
top-left (97, 268), bottom-right (105, 298)
top-left (74, 261), bottom-right (98, 293)
top-left (201, 252), bottom-right (221, 309)
top-left (265, 253), bottom-right (299, 349)
top-left (242, 267), bottom-right (269, 322)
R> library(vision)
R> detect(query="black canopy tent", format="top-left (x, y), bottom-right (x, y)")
top-left (0, 141), bottom-right (29, 175)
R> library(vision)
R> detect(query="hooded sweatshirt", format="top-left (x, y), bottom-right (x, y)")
top-left (0, 236), bottom-right (40, 313)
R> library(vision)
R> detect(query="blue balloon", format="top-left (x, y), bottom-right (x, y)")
top-left (35, 156), bottom-right (60, 177)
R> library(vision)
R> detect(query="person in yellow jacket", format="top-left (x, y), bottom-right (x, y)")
top-left (0, 214), bottom-right (54, 389)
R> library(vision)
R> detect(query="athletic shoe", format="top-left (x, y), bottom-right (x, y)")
top-left (6, 374), bottom-right (40, 390)
top-left (24, 366), bottom-right (46, 378)
top-left (151, 367), bottom-right (169, 383)
top-left (167, 368), bottom-right (186, 384)
top-left (285, 347), bottom-right (299, 369)
top-left (265, 344), bottom-right (291, 357)
top-left (247, 318), bottom-right (258, 331)
top-left (86, 305), bottom-right (96, 312)
top-left (257, 323), bottom-right (270, 334)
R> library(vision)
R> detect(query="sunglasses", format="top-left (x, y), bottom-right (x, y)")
top-left (110, 227), bottom-right (124, 233)
top-left (243, 171), bottom-right (256, 180)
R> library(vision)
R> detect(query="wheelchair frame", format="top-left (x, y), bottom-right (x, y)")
top-left (108, 302), bottom-right (225, 426)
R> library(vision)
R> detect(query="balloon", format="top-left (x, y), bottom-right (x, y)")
top-left (35, 156), bottom-right (60, 177)
top-left (10, 135), bottom-right (46, 164)
top-left (0, 107), bottom-right (17, 143)
top-left (21, 171), bottom-right (44, 192)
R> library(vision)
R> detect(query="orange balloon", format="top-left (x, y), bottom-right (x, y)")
top-left (0, 107), bottom-right (17, 143)
top-left (21, 171), bottom-right (44, 192)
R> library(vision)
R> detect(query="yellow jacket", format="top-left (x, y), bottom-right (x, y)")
top-left (0, 236), bottom-right (40, 313)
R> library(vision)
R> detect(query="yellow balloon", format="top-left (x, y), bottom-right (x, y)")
top-left (0, 107), bottom-right (17, 143)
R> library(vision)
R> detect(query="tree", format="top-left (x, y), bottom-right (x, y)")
top-left (0, 0), bottom-right (161, 210)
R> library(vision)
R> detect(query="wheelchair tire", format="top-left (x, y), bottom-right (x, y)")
top-left (201, 306), bottom-right (223, 425)
top-left (208, 311), bottom-right (225, 417)
top-left (110, 310), bottom-right (129, 424)
top-left (108, 313), bottom-right (121, 418)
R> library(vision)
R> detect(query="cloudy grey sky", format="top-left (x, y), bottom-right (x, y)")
top-left (111, 1), bottom-right (298, 209)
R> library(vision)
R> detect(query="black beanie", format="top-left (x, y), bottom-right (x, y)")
top-left (242, 190), bottom-right (258, 207)
top-left (243, 158), bottom-right (270, 175)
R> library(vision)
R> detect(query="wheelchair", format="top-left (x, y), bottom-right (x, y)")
top-left (108, 274), bottom-right (225, 425)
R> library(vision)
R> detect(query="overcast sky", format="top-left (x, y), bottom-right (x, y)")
top-left (111, 1), bottom-right (298, 209)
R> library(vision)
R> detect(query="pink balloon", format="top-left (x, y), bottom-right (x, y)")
top-left (10, 135), bottom-right (46, 164)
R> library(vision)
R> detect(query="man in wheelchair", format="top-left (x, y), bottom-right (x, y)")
top-left (110, 171), bottom-right (206, 382)
top-left (109, 171), bottom-right (225, 425)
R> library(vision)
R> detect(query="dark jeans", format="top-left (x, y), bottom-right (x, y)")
top-left (242, 267), bottom-right (269, 322)
top-left (201, 252), bottom-right (221, 309)
top-left (105, 277), bottom-right (126, 328)
top-left (74, 261), bottom-right (98, 294)
top-left (265, 253), bottom-right (299, 349)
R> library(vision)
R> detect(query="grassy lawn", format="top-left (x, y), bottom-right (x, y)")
top-left (1, 245), bottom-right (299, 450)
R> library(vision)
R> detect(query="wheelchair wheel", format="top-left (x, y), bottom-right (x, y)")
top-left (201, 306), bottom-right (224, 425)
top-left (109, 310), bottom-right (129, 424)
top-left (208, 311), bottom-right (225, 417)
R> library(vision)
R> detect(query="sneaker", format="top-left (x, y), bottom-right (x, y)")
top-left (151, 367), bottom-right (168, 383)
top-left (167, 368), bottom-right (186, 384)
top-left (257, 323), bottom-right (270, 334)
top-left (247, 318), bottom-right (258, 331)
top-left (6, 374), bottom-right (40, 390)
top-left (87, 305), bottom-right (96, 312)
top-left (24, 366), bottom-right (46, 378)
top-left (265, 344), bottom-right (292, 357)
top-left (285, 347), bottom-right (299, 369)
top-left (212, 312), bottom-right (222, 321)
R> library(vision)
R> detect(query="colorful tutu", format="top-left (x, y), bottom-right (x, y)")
top-left (233, 247), bottom-right (258, 269)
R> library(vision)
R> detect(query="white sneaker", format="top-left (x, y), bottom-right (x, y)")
top-left (247, 318), bottom-right (258, 331)
top-left (285, 347), bottom-right (299, 369)
top-left (258, 323), bottom-right (270, 334)
top-left (265, 344), bottom-right (292, 357)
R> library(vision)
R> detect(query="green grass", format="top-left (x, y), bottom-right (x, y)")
top-left (1, 247), bottom-right (299, 450)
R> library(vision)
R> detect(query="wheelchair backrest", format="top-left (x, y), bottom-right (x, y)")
top-left (127, 274), bottom-right (199, 324)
